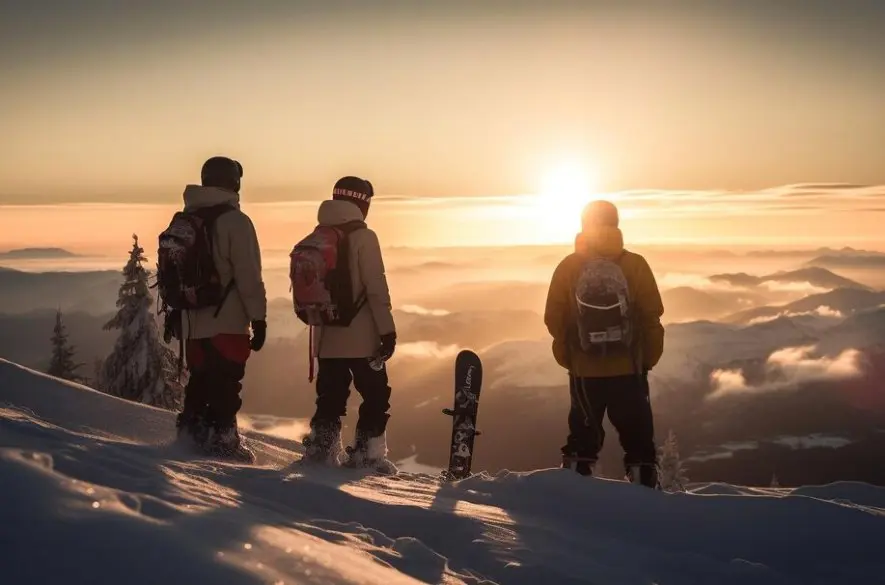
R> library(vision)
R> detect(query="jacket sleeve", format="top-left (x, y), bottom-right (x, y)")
top-left (228, 212), bottom-right (267, 321)
top-left (632, 255), bottom-right (665, 369)
top-left (358, 229), bottom-right (396, 336)
top-left (544, 258), bottom-right (572, 370)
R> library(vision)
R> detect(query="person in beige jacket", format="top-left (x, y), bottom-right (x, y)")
top-left (300, 176), bottom-right (397, 470)
top-left (174, 156), bottom-right (268, 459)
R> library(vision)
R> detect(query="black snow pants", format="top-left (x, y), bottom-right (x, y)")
top-left (561, 372), bottom-right (657, 472)
top-left (310, 358), bottom-right (392, 438)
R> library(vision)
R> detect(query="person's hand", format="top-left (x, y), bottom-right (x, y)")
top-left (250, 320), bottom-right (267, 351)
top-left (378, 331), bottom-right (397, 361)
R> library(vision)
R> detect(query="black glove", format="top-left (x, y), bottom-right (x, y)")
top-left (162, 309), bottom-right (181, 343)
top-left (250, 319), bottom-right (267, 351)
top-left (378, 331), bottom-right (397, 361)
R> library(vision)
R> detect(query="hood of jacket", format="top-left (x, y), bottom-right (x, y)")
top-left (182, 184), bottom-right (240, 212)
top-left (574, 225), bottom-right (624, 258)
top-left (317, 199), bottom-right (365, 226)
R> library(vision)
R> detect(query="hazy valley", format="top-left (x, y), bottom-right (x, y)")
top-left (2, 243), bottom-right (884, 486)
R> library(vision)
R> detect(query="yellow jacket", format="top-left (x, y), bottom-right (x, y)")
top-left (543, 226), bottom-right (664, 377)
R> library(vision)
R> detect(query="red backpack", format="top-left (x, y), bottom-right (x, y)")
top-left (289, 220), bottom-right (367, 327)
top-left (289, 220), bottom-right (368, 381)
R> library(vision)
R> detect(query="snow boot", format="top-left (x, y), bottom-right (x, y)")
top-left (562, 453), bottom-right (597, 476)
top-left (626, 463), bottom-right (660, 489)
top-left (300, 420), bottom-right (343, 466)
top-left (204, 422), bottom-right (255, 463)
top-left (175, 409), bottom-right (210, 448)
top-left (342, 429), bottom-right (398, 475)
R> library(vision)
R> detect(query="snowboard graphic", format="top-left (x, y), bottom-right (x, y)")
top-left (441, 349), bottom-right (483, 481)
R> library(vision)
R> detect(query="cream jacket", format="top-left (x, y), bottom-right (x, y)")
top-left (179, 185), bottom-right (267, 339)
top-left (311, 200), bottom-right (396, 358)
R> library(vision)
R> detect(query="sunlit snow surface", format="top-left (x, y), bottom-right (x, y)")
top-left (1, 358), bottom-right (883, 585)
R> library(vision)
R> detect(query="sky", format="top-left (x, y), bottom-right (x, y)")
top-left (1, 0), bottom-right (884, 249)
top-left (1, 184), bottom-right (883, 255)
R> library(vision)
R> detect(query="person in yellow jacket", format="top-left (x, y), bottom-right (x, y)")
top-left (544, 199), bottom-right (664, 488)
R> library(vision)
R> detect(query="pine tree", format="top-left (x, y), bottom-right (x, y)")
top-left (658, 429), bottom-right (689, 492)
top-left (47, 309), bottom-right (85, 382)
top-left (100, 234), bottom-right (183, 410)
top-left (91, 357), bottom-right (105, 391)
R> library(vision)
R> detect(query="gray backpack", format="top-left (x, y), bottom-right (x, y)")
top-left (573, 255), bottom-right (634, 355)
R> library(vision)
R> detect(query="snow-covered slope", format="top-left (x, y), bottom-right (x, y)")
top-left (1, 358), bottom-right (884, 585)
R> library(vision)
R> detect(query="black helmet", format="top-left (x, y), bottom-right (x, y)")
top-left (201, 156), bottom-right (243, 191)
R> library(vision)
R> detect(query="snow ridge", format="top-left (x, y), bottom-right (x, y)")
top-left (1, 358), bottom-right (884, 585)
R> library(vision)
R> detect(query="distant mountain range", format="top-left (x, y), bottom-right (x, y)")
top-left (0, 267), bottom-right (121, 314)
top-left (2, 258), bottom-right (885, 485)
top-left (746, 246), bottom-right (885, 259)
top-left (724, 287), bottom-right (885, 325)
top-left (806, 254), bottom-right (885, 269)
top-left (710, 267), bottom-right (868, 290)
top-left (0, 247), bottom-right (79, 260)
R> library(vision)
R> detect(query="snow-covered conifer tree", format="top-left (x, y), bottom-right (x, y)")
top-left (47, 309), bottom-right (85, 382)
top-left (658, 429), bottom-right (689, 492)
top-left (101, 235), bottom-right (183, 410)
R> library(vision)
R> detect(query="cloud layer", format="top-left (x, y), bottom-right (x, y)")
top-left (396, 341), bottom-right (462, 360)
top-left (747, 305), bottom-right (844, 325)
top-left (708, 344), bottom-right (863, 399)
top-left (609, 183), bottom-right (885, 217)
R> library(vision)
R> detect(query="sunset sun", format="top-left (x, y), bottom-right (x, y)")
top-left (532, 160), bottom-right (601, 239)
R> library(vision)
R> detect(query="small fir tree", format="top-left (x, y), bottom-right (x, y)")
top-left (658, 429), bottom-right (689, 492)
top-left (47, 309), bottom-right (85, 382)
top-left (100, 235), bottom-right (183, 410)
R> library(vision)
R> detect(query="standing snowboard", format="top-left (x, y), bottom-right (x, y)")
top-left (441, 349), bottom-right (483, 481)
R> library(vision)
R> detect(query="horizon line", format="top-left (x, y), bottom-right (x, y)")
top-left (0, 181), bottom-right (881, 208)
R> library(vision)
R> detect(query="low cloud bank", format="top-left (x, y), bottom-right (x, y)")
top-left (397, 341), bottom-right (462, 359)
top-left (708, 344), bottom-right (863, 399)
top-left (747, 305), bottom-right (843, 325)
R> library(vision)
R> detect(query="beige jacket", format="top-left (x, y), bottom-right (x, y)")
top-left (312, 200), bottom-right (396, 358)
top-left (179, 185), bottom-right (267, 340)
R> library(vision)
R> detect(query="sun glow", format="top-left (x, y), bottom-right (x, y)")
top-left (531, 160), bottom-right (601, 241)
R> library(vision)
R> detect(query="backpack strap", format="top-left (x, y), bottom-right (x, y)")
top-left (189, 203), bottom-right (237, 319)
top-left (616, 249), bottom-right (644, 376)
top-left (336, 220), bottom-right (370, 313)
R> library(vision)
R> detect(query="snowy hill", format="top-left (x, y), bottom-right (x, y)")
top-left (2, 358), bottom-right (885, 584)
